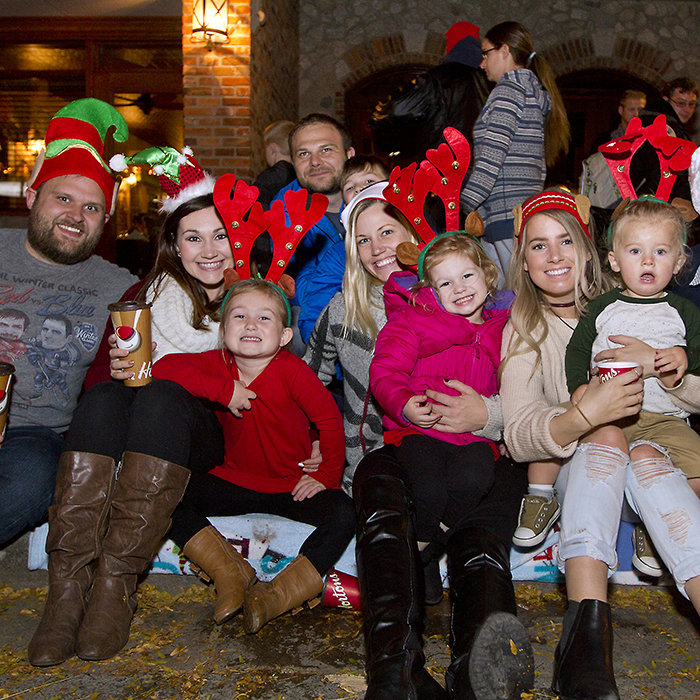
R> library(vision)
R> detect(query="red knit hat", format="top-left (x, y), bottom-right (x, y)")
top-left (514, 190), bottom-right (591, 242)
top-left (27, 98), bottom-right (128, 216)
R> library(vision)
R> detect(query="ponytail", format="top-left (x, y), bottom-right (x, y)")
top-left (529, 53), bottom-right (570, 167)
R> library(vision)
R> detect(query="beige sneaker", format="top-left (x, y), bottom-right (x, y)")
top-left (512, 494), bottom-right (560, 548)
top-left (632, 525), bottom-right (663, 577)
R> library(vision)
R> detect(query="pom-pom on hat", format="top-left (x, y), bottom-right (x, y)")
top-left (109, 146), bottom-right (215, 213)
top-left (26, 98), bottom-right (128, 217)
top-left (513, 190), bottom-right (591, 242)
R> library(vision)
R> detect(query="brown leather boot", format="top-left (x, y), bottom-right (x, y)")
top-left (75, 452), bottom-right (190, 661)
top-left (28, 452), bottom-right (117, 667)
top-left (183, 525), bottom-right (256, 624)
top-left (243, 555), bottom-right (323, 634)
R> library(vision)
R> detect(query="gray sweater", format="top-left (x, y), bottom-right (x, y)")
top-left (304, 287), bottom-right (387, 493)
top-left (461, 69), bottom-right (550, 240)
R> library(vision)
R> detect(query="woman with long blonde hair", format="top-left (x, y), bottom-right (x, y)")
top-left (501, 189), bottom-right (700, 699)
top-left (306, 181), bottom-right (534, 699)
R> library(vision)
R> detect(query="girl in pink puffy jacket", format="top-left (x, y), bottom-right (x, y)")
top-left (369, 233), bottom-right (512, 601)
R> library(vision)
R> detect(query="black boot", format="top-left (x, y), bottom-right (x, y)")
top-left (420, 541), bottom-right (445, 606)
top-left (552, 599), bottom-right (620, 700)
top-left (356, 474), bottom-right (447, 700)
top-left (445, 527), bottom-right (534, 700)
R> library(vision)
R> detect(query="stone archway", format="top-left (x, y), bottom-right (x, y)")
top-left (543, 36), bottom-right (676, 185)
top-left (336, 31), bottom-right (446, 122)
top-left (543, 36), bottom-right (673, 89)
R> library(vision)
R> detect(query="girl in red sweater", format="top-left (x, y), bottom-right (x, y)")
top-left (153, 279), bottom-right (354, 633)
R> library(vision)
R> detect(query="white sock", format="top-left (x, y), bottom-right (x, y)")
top-left (528, 484), bottom-right (555, 500)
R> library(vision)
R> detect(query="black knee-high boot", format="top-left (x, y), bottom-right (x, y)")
top-left (356, 473), bottom-right (446, 700)
top-left (445, 527), bottom-right (534, 700)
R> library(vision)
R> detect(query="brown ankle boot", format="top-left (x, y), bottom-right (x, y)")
top-left (243, 555), bottom-right (323, 634)
top-left (28, 452), bottom-right (117, 667)
top-left (75, 452), bottom-right (190, 661)
top-left (183, 526), bottom-right (256, 624)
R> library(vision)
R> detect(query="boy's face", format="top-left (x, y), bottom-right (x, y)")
top-left (342, 169), bottom-right (385, 205)
top-left (224, 291), bottom-right (293, 362)
top-left (609, 220), bottom-right (685, 298)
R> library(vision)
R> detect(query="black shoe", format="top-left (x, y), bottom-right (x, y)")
top-left (552, 599), bottom-right (620, 700)
top-left (424, 558), bottom-right (444, 606)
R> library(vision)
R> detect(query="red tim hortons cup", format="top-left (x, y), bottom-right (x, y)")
top-left (322, 569), bottom-right (362, 610)
top-left (108, 301), bottom-right (153, 387)
top-left (0, 361), bottom-right (15, 440)
top-left (597, 361), bottom-right (640, 383)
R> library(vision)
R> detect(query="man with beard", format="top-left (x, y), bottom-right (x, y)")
top-left (271, 114), bottom-right (355, 350)
top-left (0, 98), bottom-right (136, 549)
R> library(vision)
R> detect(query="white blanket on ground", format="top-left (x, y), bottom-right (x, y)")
top-left (27, 515), bottom-right (660, 587)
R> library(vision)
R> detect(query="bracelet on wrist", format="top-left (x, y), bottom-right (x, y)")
top-left (574, 402), bottom-right (594, 430)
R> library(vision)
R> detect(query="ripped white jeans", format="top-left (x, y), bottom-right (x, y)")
top-left (557, 440), bottom-right (700, 598)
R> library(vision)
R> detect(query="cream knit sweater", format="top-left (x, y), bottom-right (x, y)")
top-left (147, 276), bottom-right (220, 361)
top-left (501, 310), bottom-right (700, 464)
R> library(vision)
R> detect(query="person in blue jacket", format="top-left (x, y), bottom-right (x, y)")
top-left (271, 114), bottom-right (354, 345)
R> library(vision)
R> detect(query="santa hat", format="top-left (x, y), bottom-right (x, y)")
top-left (109, 146), bottom-right (215, 213)
top-left (26, 98), bottom-right (128, 217)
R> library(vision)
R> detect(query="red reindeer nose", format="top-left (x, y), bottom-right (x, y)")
top-left (116, 326), bottom-right (135, 340)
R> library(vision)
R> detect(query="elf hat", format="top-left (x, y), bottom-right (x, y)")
top-left (27, 98), bottom-right (128, 217)
top-left (109, 146), bottom-right (215, 213)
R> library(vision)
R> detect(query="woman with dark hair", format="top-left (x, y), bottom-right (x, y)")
top-left (27, 153), bottom-right (236, 667)
top-left (461, 21), bottom-right (570, 281)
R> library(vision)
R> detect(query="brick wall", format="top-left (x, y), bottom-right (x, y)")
top-left (182, 0), bottom-right (253, 181)
top-left (250, 0), bottom-right (300, 176)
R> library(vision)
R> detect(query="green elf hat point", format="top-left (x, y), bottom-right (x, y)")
top-left (27, 98), bottom-right (128, 216)
top-left (110, 145), bottom-right (215, 213)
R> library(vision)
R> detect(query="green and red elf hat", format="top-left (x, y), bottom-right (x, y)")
top-left (26, 98), bottom-right (128, 216)
top-left (109, 146), bottom-right (215, 213)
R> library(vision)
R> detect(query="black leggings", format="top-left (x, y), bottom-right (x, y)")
top-left (353, 444), bottom-right (527, 549)
top-left (64, 379), bottom-right (225, 472)
top-left (169, 471), bottom-right (356, 576)
top-left (394, 435), bottom-right (496, 543)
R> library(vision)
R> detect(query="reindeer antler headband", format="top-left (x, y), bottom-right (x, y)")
top-left (213, 174), bottom-right (328, 325)
top-left (600, 114), bottom-right (698, 241)
top-left (363, 127), bottom-right (486, 278)
top-left (600, 115), bottom-right (696, 204)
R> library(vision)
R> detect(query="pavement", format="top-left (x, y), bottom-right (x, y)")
top-left (2, 533), bottom-right (700, 700)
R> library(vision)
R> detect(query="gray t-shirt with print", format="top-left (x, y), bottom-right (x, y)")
top-left (0, 229), bottom-right (137, 433)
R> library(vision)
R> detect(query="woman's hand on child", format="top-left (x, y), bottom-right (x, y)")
top-left (292, 474), bottom-right (326, 501)
top-left (228, 380), bottom-right (257, 417)
top-left (299, 440), bottom-right (321, 472)
top-left (108, 334), bottom-right (157, 380)
top-left (594, 335), bottom-right (656, 378)
top-left (654, 346), bottom-right (687, 386)
top-left (426, 380), bottom-right (488, 434)
top-left (404, 395), bottom-right (441, 428)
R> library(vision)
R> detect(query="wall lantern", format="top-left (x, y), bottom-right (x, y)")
top-left (192, 0), bottom-right (229, 50)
